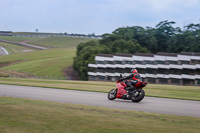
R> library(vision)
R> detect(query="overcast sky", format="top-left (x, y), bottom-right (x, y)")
top-left (0, 0), bottom-right (200, 35)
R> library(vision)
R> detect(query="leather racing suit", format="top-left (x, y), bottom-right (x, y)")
top-left (120, 72), bottom-right (142, 90)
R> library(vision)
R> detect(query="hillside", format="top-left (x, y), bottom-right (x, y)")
top-left (0, 48), bottom-right (76, 79)
top-left (0, 35), bottom-right (98, 48)
top-left (0, 41), bottom-right (36, 54)
top-left (28, 36), bottom-right (96, 48)
top-left (0, 34), bottom-right (97, 79)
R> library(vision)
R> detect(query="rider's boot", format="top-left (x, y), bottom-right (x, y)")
top-left (125, 86), bottom-right (134, 98)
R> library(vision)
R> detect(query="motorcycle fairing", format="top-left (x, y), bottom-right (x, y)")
top-left (134, 82), bottom-right (147, 88)
top-left (116, 82), bottom-right (127, 98)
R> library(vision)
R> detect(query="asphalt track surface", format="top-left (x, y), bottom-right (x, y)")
top-left (0, 84), bottom-right (200, 118)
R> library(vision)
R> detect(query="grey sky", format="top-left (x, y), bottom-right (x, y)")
top-left (0, 0), bottom-right (199, 35)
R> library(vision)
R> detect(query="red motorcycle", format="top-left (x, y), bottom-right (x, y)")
top-left (108, 75), bottom-right (147, 102)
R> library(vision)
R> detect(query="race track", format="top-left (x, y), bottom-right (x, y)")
top-left (0, 84), bottom-right (200, 118)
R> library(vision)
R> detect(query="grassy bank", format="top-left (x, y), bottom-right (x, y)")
top-left (0, 35), bottom-right (95, 79)
top-left (0, 48), bottom-right (75, 78)
top-left (0, 42), bottom-right (36, 54)
top-left (0, 78), bottom-right (200, 101)
top-left (28, 36), bottom-right (97, 48)
top-left (0, 36), bottom-right (97, 48)
top-left (0, 36), bottom-right (39, 42)
top-left (0, 97), bottom-right (200, 133)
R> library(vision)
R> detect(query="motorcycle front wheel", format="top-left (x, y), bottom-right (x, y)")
top-left (131, 89), bottom-right (145, 102)
top-left (108, 89), bottom-right (117, 100)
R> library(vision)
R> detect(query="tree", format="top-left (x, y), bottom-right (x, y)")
top-left (154, 20), bottom-right (181, 52)
top-left (73, 20), bottom-right (200, 80)
top-left (73, 41), bottom-right (111, 80)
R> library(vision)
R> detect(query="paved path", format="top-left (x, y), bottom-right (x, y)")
top-left (0, 84), bottom-right (200, 117)
top-left (0, 39), bottom-right (48, 50)
top-left (0, 46), bottom-right (9, 55)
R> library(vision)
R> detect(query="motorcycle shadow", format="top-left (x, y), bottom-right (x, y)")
top-left (108, 98), bottom-right (146, 104)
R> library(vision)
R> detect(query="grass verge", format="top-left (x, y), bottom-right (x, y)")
top-left (0, 78), bottom-right (200, 101)
top-left (0, 97), bottom-right (200, 133)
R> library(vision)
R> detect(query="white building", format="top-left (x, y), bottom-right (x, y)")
top-left (88, 52), bottom-right (200, 86)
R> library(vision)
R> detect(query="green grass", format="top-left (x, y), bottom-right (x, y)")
top-left (0, 48), bottom-right (75, 78)
top-left (0, 35), bottom-right (96, 78)
top-left (0, 36), bottom-right (97, 48)
top-left (0, 78), bottom-right (200, 101)
top-left (11, 32), bottom-right (64, 35)
top-left (28, 36), bottom-right (97, 48)
top-left (144, 84), bottom-right (200, 100)
top-left (0, 97), bottom-right (199, 133)
top-left (0, 42), bottom-right (36, 54)
top-left (0, 36), bottom-right (39, 42)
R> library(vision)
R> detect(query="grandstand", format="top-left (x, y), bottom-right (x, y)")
top-left (88, 52), bottom-right (200, 86)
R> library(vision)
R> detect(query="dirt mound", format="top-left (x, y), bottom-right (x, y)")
top-left (0, 69), bottom-right (37, 78)
top-left (63, 65), bottom-right (80, 80)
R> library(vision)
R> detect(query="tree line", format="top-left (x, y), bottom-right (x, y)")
top-left (73, 20), bottom-right (200, 80)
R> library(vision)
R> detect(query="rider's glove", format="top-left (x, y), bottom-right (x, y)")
top-left (119, 78), bottom-right (124, 82)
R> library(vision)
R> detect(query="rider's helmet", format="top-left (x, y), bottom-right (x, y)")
top-left (131, 68), bottom-right (138, 73)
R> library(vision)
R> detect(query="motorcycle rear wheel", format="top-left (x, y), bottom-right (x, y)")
top-left (108, 89), bottom-right (117, 100)
top-left (131, 89), bottom-right (145, 102)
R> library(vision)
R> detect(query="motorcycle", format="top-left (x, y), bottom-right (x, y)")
top-left (108, 75), bottom-right (147, 102)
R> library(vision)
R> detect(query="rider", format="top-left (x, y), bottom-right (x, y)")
top-left (119, 68), bottom-right (142, 92)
